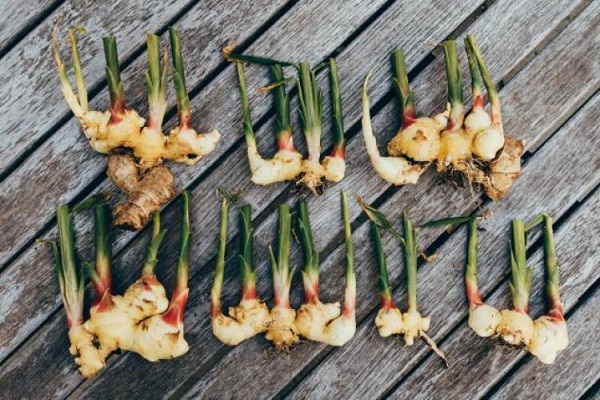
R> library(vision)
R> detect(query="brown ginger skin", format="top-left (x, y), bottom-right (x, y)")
top-left (465, 137), bottom-right (524, 200)
top-left (107, 153), bottom-right (176, 230)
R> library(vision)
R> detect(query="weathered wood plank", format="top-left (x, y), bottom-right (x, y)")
top-left (0, 0), bottom-right (584, 396)
top-left (0, 0), bottom-right (195, 174)
top-left (0, 0), bottom-right (58, 56)
top-left (490, 237), bottom-right (600, 399)
top-left (68, 1), bottom-right (493, 398)
top-left (0, 0), bottom-right (479, 363)
top-left (0, 0), bottom-right (294, 265)
top-left (0, 1), bottom-right (392, 397)
top-left (288, 88), bottom-right (600, 399)
top-left (177, 1), bottom-right (596, 398)
top-left (0, 0), bottom-right (293, 361)
top-left (0, 1), bottom-right (596, 398)
top-left (391, 187), bottom-right (600, 400)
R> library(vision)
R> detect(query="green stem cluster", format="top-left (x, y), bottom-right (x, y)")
top-left (68, 28), bottom-right (88, 111)
top-left (465, 217), bottom-right (483, 305)
top-left (509, 219), bottom-right (533, 313)
top-left (298, 63), bottom-right (322, 163)
top-left (370, 224), bottom-right (393, 309)
top-left (55, 205), bottom-right (84, 327)
top-left (528, 213), bottom-right (564, 318)
top-left (238, 205), bottom-right (257, 300)
top-left (269, 204), bottom-right (295, 308)
top-left (341, 192), bottom-right (354, 288)
top-left (52, 26), bottom-right (88, 115)
top-left (169, 27), bottom-right (192, 127)
top-left (465, 34), bottom-right (502, 124)
top-left (464, 38), bottom-right (484, 109)
top-left (442, 40), bottom-right (464, 129)
top-left (103, 36), bottom-right (126, 117)
top-left (542, 214), bottom-right (563, 317)
top-left (145, 33), bottom-right (169, 129)
top-left (211, 198), bottom-right (229, 317)
top-left (403, 214), bottom-right (418, 313)
top-left (270, 64), bottom-right (294, 149)
top-left (141, 213), bottom-right (167, 277)
top-left (392, 49), bottom-right (416, 127)
top-left (236, 62), bottom-right (257, 149)
top-left (90, 205), bottom-right (113, 298)
top-left (329, 58), bottom-right (345, 156)
top-left (296, 200), bottom-right (320, 302)
top-left (175, 191), bottom-right (191, 295)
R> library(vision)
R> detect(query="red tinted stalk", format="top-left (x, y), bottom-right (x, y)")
top-left (296, 200), bottom-right (320, 303)
top-left (210, 198), bottom-right (229, 318)
top-left (371, 224), bottom-right (394, 310)
top-left (269, 204), bottom-right (295, 308)
top-left (271, 64), bottom-right (296, 152)
top-left (163, 191), bottom-right (191, 327)
top-left (238, 205), bottom-right (258, 301)
top-left (329, 58), bottom-right (346, 159)
top-left (392, 49), bottom-right (417, 128)
top-left (465, 218), bottom-right (483, 306)
top-left (103, 36), bottom-right (126, 123)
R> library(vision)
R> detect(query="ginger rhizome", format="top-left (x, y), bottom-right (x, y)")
top-left (228, 52), bottom-right (347, 192)
top-left (107, 153), bottom-right (175, 230)
top-left (360, 36), bottom-right (523, 200)
top-left (294, 192), bottom-right (356, 346)
top-left (236, 62), bottom-right (302, 185)
top-left (461, 34), bottom-right (523, 200)
top-left (495, 219), bottom-right (535, 347)
top-left (464, 217), bottom-right (501, 337)
top-left (296, 192), bottom-right (356, 346)
top-left (50, 204), bottom-right (105, 378)
top-left (360, 198), bottom-right (447, 365)
top-left (211, 200), bottom-right (270, 346)
top-left (47, 193), bottom-right (192, 377)
top-left (53, 27), bottom-right (219, 230)
top-left (265, 204), bottom-right (300, 350)
top-left (387, 49), bottom-right (448, 163)
top-left (525, 214), bottom-right (569, 364)
top-left (361, 68), bottom-right (427, 185)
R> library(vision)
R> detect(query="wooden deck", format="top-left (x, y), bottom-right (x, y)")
top-left (0, 0), bottom-right (599, 398)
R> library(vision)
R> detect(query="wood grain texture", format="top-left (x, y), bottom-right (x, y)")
top-left (291, 88), bottom-right (600, 398)
top-left (0, 0), bottom-right (193, 174)
top-left (180, 1), bottom-right (594, 397)
top-left (0, 0), bottom-right (59, 55)
top-left (0, 0), bottom-right (597, 398)
top-left (68, 1), bottom-right (493, 398)
top-left (391, 183), bottom-right (600, 400)
top-left (284, 1), bottom-right (598, 393)
top-left (0, 0), bottom-right (292, 265)
top-left (0, 0), bottom-right (481, 363)
top-left (0, 0), bottom-right (388, 268)
top-left (0, 0), bottom-right (291, 361)
top-left (0, 0), bottom-right (391, 397)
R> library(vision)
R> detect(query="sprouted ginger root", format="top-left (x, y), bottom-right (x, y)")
top-left (47, 193), bottom-right (193, 377)
top-left (211, 200), bottom-right (269, 346)
top-left (265, 204), bottom-right (300, 350)
top-left (294, 193), bottom-right (356, 346)
top-left (53, 27), bottom-right (219, 230)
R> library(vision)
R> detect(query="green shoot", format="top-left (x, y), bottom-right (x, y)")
top-left (509, 219), bottom-right (533, 313)
top-left (168, 27), bottom-right (192, 127)
top-left (238, 205), bottom-right (257, 300)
